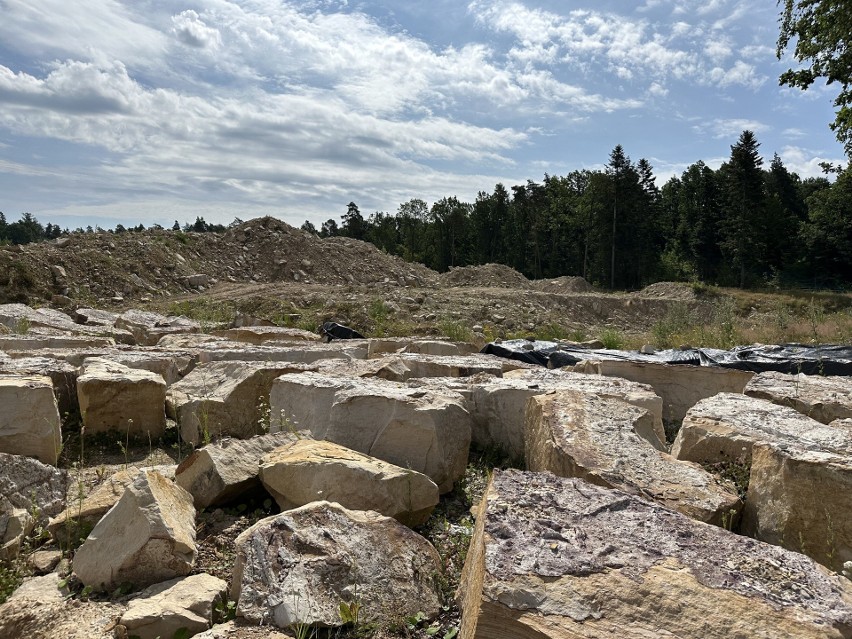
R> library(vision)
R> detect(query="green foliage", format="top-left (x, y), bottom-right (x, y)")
top-left (778, 0), bottom-right (852, 156)
top-left (0, 560), bottom-right (24, 604)
top-left (438, 319), bottom-right (473, 343)
top-left (598, 327), bottom-right (625, 349)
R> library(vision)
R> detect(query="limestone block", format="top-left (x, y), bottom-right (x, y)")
top-left (0, 356), bottom-right (79, 418)
top-left (175, 432), bottom-right (299, 509)
top-left (270, 372), bottom-right (472, 492)
top-left (462, 368), bottom-right (664, 459)
top-left (574, 358), bottom-right (753, 422)
top-left (0, 508), bottom-right (34, 559)
top-left (197, 341), bottom-right (367, 364)
top-left (0, 452), bottom-right (68, 521)
top-left (231, 502), bottom-right (442, 628)
top-left (167, 362), bottom-right (309, 445)
top-left (525, 391), bottom-right (741, 525)
top-left (316, 355), bottom-right (411, 382)
top-left (404, 340), bottom-right (463, 356)
top-left (212, 326), bottom-right (321, 345)
top-left (458, 469), bottom-right (852, 639)
top-left (0, 335), bottom-right (115, 351)
top-left (48, 464), bottom-right (176, 545)
top-left (672, 393), bottom-right (852, 465)
top-left (742, 442), bottom-right (852, 572)
top-left (745, 371), bottom-right (852, 424)
top-left (73, 469), bottom-right (196, 590)
top-left (119, 573), bottom-right (227, 639)
top-left (397, 353), bottom-right (504, 379)
top-left (0, 375), bottom-right (62, 464)
top-left (77, 358), bottom-right (167, 436)
top-left (260, 440), bottom-right (439, 527)
top-left (73, 307), bottom-right (119, 327)
top-left (116, 309), bottom-right (200, 346)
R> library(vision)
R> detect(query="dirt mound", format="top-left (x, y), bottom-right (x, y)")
top-left (637, 281), bottom-right (698, 301)
top-left (439, 264), bottom-right (530, 289)
top-left (533, 276), bottom-right (595, 294)
top-left (0, 217), bottom-right (439, 305)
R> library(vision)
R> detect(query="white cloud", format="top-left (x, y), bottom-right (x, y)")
top-left (172, 10), bottom-right (222, 49)
top-left (779, 145), bottom-right (846, 179)
top-left (695, 118), bottom-right (770, 139)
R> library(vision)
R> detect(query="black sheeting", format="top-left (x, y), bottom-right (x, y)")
top-left (482, 340), bottom-right (852, 376)
top-left (319, 322), bottom-right (365, 341)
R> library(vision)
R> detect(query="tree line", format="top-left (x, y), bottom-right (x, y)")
top-left (3, 131), bottom-right (850, 290)
top-left (304, 131), bottom-right (850, 289)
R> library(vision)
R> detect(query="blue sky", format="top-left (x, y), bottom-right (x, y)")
top-left (0, 0), bottom-right (845, 230)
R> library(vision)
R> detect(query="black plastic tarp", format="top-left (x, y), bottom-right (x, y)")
top-left (482, 340), bottom-right (852, 376)
top-left (698, 344), bottom-right (852, 376)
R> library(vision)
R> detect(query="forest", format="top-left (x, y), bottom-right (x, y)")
top-left (2, 131), bottom-right (850, 291)
top-left (307, 130), bottom-right (851, 290)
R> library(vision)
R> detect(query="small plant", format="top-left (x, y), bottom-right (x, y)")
top-left (213, 590), bottom-right (237, 623)
top-left (13, 316), bottom-right (30, 334)
top-left (599, 327), bottom-right (624, 350)
top-left (438, 319), bottom-right (473, 343)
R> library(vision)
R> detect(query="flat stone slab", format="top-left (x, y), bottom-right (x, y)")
top-left (167, 361), bottom-right (312, 445)
top-left (458, 469), bottom-right (852, 639)
top-left (0, 375), bottom-right (63, 464)
top-left (231, 502), bottom-right (442, 628)
top-left (212, 326), bottom-right (321, 344)
top-left (743, 442), bottom-right (852, 573)
top-left (175, 432), bottom-right (300, 509)
top-left (270, 372), bottom-right (472, 493)
top-left (0, 335), bottom-right (116, 351)
top-left (396, 353), bottom-right (505, 379)
top-left (196, 341), bottom-right (368, 364)
top-left (116, 309), bottom-right (200, 346)
top-left (260, 439), bottom-right (439, 527)
top-left (120, 573), bottom-right (227, 639)
top-left (745, 371), bottom-right (852, 424)
top-left (525, 391), bottom-right (741, 526)
top-left (672, 393), bottom-right (852, 465)
top-left (574, 359), bottom-right (753, 422)
top-left (77, 358), bottom-right (167, 437)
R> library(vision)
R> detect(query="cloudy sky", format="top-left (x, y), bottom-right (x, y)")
top-left (0, 0), bottom-right (845, 230)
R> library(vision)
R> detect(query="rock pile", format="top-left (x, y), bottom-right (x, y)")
top-left (0, 300), bottom-right (850, 639)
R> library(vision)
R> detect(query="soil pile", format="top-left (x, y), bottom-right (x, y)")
top-left (0, 217), bottom-right (438, 305)
top-left (637, 281), bottom-right (699, 301)
top-left (439, 264), bottom-right (531, 289)
top-left (533, 276), bottom-right (596, 294)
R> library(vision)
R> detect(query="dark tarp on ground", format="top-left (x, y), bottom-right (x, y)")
top-left (319, 322), bottom-right (365, 341)
top-left (482, 340), bottom-right (852, 376)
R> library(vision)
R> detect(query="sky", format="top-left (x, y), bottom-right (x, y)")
top-left (0, 0), bottom-right (846, 231)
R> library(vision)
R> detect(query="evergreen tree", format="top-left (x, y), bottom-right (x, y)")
top-left (717, 130), bottom-right (769, 286)
top-left (341, 202), bottom-right (366, 240)
top-left (0, 212), bottom-right (7, 242)
top-left (800, 164), bottom-right (852, 283)
top-left (301, 220), bottom-right (318, 234)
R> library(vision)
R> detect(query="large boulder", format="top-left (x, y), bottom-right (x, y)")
top-left (396, 353), bottom-right (504, 379)
top-left (175, 432), bottom-right (299, 509)
top-left (745, 371), bottom-right (852, 424)
top-left (116, 309), bottom-right (200, 346)
top-left (574, 359), bottom-right (753, 422)
top-left (1, 508), bottom-right (34, 559)
top-left (48, 464), bottom-right (176, 545)
top-left (231, 502), bottom-right (442, 628)
top-left (0, 335), bottom-right (115, 351)
top-left (672, 393), bottom-right (852, 465)
top-left (0, 357), bottom-right (79, 418)
top-left (77, 358), bottom-right (167, 437)
top-left (0, 303), bottom-right (132, 342)
top-left (525, 391), bottom-right (741, 526)
top-left (73, 469), bottom-right (196, 590)
top-left (742, 442), bottom-right (852, 572)
top-left (458, 469), bottom-right (852, 639)
top-left (118, 573), bottom-right (227, 639)
top-left (0, 452), bottom-right (67, 521)
top-left (167, 362), bottom-right (310, 445)
top-left (260, 440), bottom-right (440, 527)
top-left (270, 372), bottom-right (472, 492)
top-left (0, 375), bottom-right (62, 464)
top-left (468, 368), bottom-right (665, 459)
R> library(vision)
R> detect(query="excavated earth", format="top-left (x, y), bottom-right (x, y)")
top-left (0, 217), bottom-right (714, 339)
